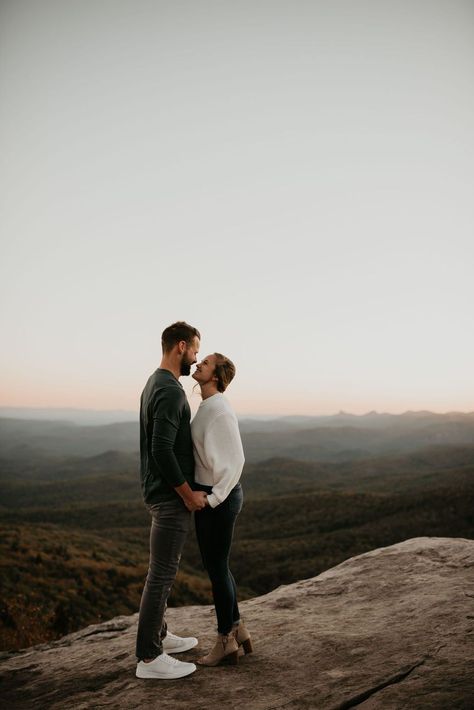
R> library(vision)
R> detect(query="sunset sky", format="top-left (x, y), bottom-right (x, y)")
top-left (1, 0), bottom-right (473, 417)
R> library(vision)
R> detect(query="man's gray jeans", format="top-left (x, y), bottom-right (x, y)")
top-left (135, 498), bottom-right (191, 661)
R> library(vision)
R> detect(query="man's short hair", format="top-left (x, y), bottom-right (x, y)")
top-left (161, 321), bottom-right (201, 353)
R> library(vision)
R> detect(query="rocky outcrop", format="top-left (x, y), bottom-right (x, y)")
top-left (2, 537), bottom-right (473, 709)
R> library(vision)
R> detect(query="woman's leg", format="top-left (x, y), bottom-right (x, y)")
top-left (230, 571), bottom-right (240, 624)
top-left (195, 485), bottom-right (243, 635)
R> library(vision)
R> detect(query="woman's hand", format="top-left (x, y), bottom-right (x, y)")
top-left (195, 493), bottom-right (210, 511)
top-left (175, 482), bottom-right (208, 511)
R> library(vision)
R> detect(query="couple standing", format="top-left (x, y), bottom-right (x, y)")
top-left (135, 321), bottom-right (251, 679)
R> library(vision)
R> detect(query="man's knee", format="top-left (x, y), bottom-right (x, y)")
top-left (147, 558), bottom-right (181, 585)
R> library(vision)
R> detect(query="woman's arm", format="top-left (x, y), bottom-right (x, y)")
top-left (203, 413), bottom-right (245, 507)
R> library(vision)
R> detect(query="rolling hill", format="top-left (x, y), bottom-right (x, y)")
top-left (2, 411), bottom-right (474, 463)
top-left (1, 412), bottom-right (473, 652)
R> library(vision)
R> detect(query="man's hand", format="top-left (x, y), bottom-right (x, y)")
top-left (184, 491), bottom-right (207, 512)
top-left (175, 482), bottom-right (208, 511)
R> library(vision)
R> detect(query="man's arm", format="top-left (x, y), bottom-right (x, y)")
top-left (151, 388), bottom-right (187, 487)
top-left (151, 388), bottom-right (206, 511)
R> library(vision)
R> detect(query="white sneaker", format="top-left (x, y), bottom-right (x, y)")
top-left (162, 631), bottom-right (198, 654)
top-left (136, 653), bottom-right (196, 679)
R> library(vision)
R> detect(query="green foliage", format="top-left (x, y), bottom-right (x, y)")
top-left (0, 523), bottom-right (212, 651)
top-left (0, 443), bottom-right (473, 652)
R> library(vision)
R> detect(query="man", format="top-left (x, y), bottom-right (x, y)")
top-left (135, 321), bottom-right (207, 680)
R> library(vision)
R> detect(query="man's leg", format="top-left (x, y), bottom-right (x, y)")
top-left (136, 499), bottom-right (190, 661)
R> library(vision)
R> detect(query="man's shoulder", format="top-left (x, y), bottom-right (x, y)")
top-left (153, 378), bottom-right (185, 402)
top-left (147, 369), bottom-right (182, 391)
top-left (153, 368), bottom-right (182, 385)
top-left (142, 370), bottom-right (185, 406)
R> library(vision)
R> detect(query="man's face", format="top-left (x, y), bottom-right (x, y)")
top-left (180, 336), bottom-right (200, 376)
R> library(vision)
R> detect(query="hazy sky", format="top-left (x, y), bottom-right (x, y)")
top-left (1, 0), bottom-right (473, 416)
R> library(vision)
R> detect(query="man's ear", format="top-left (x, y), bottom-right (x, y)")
top-left (177, 340), bottom-right (187, 355)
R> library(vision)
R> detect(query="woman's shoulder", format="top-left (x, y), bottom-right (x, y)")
top-left (212, 393), bottom-right (236, 413)
top-left (210, 399), bottom-right (240, 430)
top-left (198, 393), bottom-right (233, 421)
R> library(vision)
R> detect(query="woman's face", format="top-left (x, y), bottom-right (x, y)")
top-left (192, 354), bottom-right (218, 385)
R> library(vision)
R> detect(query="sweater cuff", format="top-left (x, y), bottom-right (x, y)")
top-left (206, 493), bottom-right (219, 508)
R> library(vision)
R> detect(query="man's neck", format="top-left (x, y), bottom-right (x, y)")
top-left (159, 356), bottom-right (181, 381)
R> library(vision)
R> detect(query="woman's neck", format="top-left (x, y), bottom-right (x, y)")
top-left (200, 383), bottom-right (219, 400)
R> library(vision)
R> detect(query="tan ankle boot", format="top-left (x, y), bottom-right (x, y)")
top-left (197, 633), bottom-right (239, 667)
top-left (233, 620), bottom-right (253, 654)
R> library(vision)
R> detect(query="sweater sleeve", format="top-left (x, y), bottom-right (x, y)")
top-left (204, 412), bottom-right (245, 508)
top-left (151, 386), bottom-right (186, 488)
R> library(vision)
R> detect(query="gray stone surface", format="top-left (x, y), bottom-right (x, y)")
top-left (1, 537), bottom-right (473, 709)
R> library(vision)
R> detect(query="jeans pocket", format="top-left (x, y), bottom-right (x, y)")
top-left (227, 487), bottom-right (244, 515)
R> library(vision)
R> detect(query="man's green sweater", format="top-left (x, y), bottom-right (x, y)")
top-left (139, 368), bottom-right (195, 504)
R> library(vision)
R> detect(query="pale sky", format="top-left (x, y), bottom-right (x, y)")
top-left (1, 0), bottom-right (473, 416)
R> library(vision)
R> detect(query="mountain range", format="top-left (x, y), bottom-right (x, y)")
top-left (1, 410), bottom-right (474, 462)
top-left (1, 410), bottom-right (473, 653)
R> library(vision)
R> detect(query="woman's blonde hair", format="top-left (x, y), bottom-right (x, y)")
top-left (213, 353), bottom-right (236, 392)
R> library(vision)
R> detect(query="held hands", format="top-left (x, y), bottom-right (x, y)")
top-left (175, 481), bottom-right (209, 512)
top-left (185, 490), bottom-right (208, 512)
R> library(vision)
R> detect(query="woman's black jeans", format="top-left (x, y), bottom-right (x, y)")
top-left (194, 483), bottom-right (243, 635)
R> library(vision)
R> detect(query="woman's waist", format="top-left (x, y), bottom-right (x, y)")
top-left (192, 482), bottom-right (213, 494)
top-left (193, 481), bottom-right (242, 494)
top-left (194, 464), bottom-right (214, 484)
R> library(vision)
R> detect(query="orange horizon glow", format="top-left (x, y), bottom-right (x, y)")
top-left (2, 373), bottom-right (473, 418)
top-left (1, 392), bottom-right (473, 419)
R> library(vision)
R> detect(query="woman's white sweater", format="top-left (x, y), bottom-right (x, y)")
top-left (191, 392), bottom-right (245, 508)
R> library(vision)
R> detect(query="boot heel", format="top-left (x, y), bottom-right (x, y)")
top-left (227, 650), bottom-right (239, 665)
top-left (242, 638), bottom-right (253, 654)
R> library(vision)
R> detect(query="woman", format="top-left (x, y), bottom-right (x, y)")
top-left (191, 352), bottom-right (252, 666)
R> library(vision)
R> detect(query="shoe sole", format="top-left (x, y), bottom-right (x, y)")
top-left (136, 664), bottom-right (196, 680)
top-left (197, 649), bottom-right (239, 667)
top-left (241, 638), bottom-right (253, 654)
top-left (163, 638), bottom-right (198, 654)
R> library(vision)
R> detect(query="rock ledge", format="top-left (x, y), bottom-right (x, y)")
top-left (2, 537), bottom-right (474, 709)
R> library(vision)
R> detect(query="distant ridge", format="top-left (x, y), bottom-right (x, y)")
top-left (2, 407), bottom-right (473, 429)
top-left (239, 409), bottom-right (474, 434)
top-left (2, 411), bottom-right (474, 461)
top-left (0, 407), bottom-right (138, 425)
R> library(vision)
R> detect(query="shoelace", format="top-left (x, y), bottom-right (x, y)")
top-left (162, 653), bottom-right (181, 666)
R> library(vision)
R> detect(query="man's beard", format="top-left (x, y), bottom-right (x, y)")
top-left (180, 358), bottom-right (192, 376)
